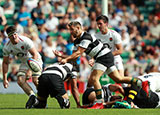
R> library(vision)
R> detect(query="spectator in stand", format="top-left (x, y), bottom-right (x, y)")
top-left (0, 6), bottom-right (7, 26)
top-left (151, 4), bottom-right (160, 20)
top-left (58, 14), bottom-right (70, 31)
top-left (121, 29), bottom-right (131, 51)
top-left (89, 1), bottom-right (99, 13)
top-left (39, 26), bottom-right (48, 41)
top-left (109, 12), bottom-right (122, 29)
top-left (67, 1), bottom-right (76, 19)
top-left (87, 20), bottom-right (97, 34)
top-left (138, 21), bottom-right (149, 38)
top-left (45, 12), bottom-right (59, 32)
top-left (129, 7), bottom-right (140, 24)
top-left (71, 12), bottom-right (83, 26)
top-left (7, 65), bottom-right (17, 82)
top-left (17, 5), bottom-right (31, 27)
top-left (126, 52), bottom-right (139, 66)
top-left (31, 1), bottom-right (43, 21)
top-left (34, 12), bottom-right (46, 29)
top-left (30, 33), bottom-right (42, 53)
top-left (129, 25), bottom-right (139, 40)
top-left (42, 35), bottom-right (57, 63)
top-left (14, 21), bottom-right (24, 35)
top-left (52, 2), bottom-right (66, 18)
top-left (41, 0), bottom-right (52, 15)
top-left (24, 18), bottom-right (38, 38)
top-left (23, 0), bottom-right (39, 13)
top-left (149, 16), bottom-right (160, 39)
top-left (3, 0), bottom-right (15, 14)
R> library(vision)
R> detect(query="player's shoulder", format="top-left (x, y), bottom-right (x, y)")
top-left (108, 29), bottom-right (120, 35)
top-left (18, 35), bottom-right (31, 41)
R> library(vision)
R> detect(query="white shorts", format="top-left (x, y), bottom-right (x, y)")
top-left (93, 62), bottom-right (117, 74)
top-left (114, 56), bottom-right (124, 70)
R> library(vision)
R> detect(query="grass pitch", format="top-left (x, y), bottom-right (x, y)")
top-left (0, 94), bottom-right (160, 115)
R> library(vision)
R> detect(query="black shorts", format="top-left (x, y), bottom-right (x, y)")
top-left (37, 74), bottom-right (66, 98)
top-left (96, 52), bottom-right (114, 68)
top-left (82, 88), bottom-right (94, 105)
top-left (124, 87), bottom-right (159, 108)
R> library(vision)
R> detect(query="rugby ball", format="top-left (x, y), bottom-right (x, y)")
top-left (27, 58), bottom-right (42, 72)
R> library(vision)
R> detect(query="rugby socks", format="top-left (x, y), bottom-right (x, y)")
top-left (131, 78), bottom-right (142, 88)
top-left (29, 93), bottom-right (35, 97)
top-left (125, 89), bottom-right (138, 104)
top-left (95, 89), bottom-right (103, 103)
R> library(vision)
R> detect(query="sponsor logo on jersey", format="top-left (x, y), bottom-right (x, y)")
top-left (109, 38), bottom-right (113, 41)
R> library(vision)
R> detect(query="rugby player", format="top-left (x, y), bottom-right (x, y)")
top-left (54, 21), bottom-right (143, 108)
top-left (2, 26), bottom-right (43, 100)
top-left (25, 62), bottom-right (80, 109)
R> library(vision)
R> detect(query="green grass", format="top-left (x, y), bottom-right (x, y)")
top-left (0, 94), bottom-right (160, 115)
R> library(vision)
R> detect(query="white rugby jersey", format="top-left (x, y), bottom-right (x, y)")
top-left (3, 35), bottom-right (42, 62)
top-left (94, 29), bottom-right (122, 58)
top-left (138, 72), bottom-right (160, 92)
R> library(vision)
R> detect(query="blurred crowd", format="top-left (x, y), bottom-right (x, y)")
top-left (0, 0), bottom-right (160, 82)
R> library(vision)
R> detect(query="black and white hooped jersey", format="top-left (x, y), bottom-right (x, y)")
top-left (42, 63), bottom-right (77, 81)
top-left (74, 32), bottom-right (110, 59)
top-left (102, 84), bottom-right (112, 102)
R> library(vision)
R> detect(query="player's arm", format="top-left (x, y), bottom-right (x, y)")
top-left (70, 78), bottom-right (81, 108)
top-left (59, 47), bottom-right (86, 64)
top-left (29, 47), bottom-right (38, 60)
top-left (53, 50), bottom-right (68, 58)
top-left (112, 43), bottom-right (123, 56)
top-left (109, 84), bottom-right (124, 95)
top-left (66, 47), bottom-right (85, 60)
top-left (2, 56), bottom-right (10, 88)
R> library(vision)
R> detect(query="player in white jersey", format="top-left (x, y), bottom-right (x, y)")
top-left (2, 26), bottom-right (43, 98)
top-left (138, 72), bottom-right (160, 92)
top-left (94, 15), bottom-right (124, 78)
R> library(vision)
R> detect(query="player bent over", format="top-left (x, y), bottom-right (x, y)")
top-left (25, 63), bottom-right (80, 109)
top-left (2, 26), bottom-right (43, 99)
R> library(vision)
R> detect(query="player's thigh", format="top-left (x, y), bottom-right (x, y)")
top-left (37, 75), bottom-right (50, 98)
top-left (48, 75), bottom-right (66, 97)
top-left (107, 67), bottom-right (123, 83)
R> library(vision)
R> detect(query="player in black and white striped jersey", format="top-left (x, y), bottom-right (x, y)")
top-left (82, 84), bottom-right (124, 107)
top-left (54, 21), bottom-right (143, 109)
top-left (25, 62), bottom-right (80, 109)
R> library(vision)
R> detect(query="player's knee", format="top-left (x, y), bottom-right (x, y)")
top-left (55, 95), bottom-right (70, 109)
top-left (89, 76), bottom-right (98, 83)
top-left (17, 72), bottom-right (26, 86)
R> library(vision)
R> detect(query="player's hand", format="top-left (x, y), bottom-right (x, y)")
top-left (88, 58), bottom-right (95, 67)
top-left (53, 50), bottom-right (62, 57)
top-left (59, 58), bottom-right (67, 64)
top-left (3, 80), bottom-right (9, 88)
